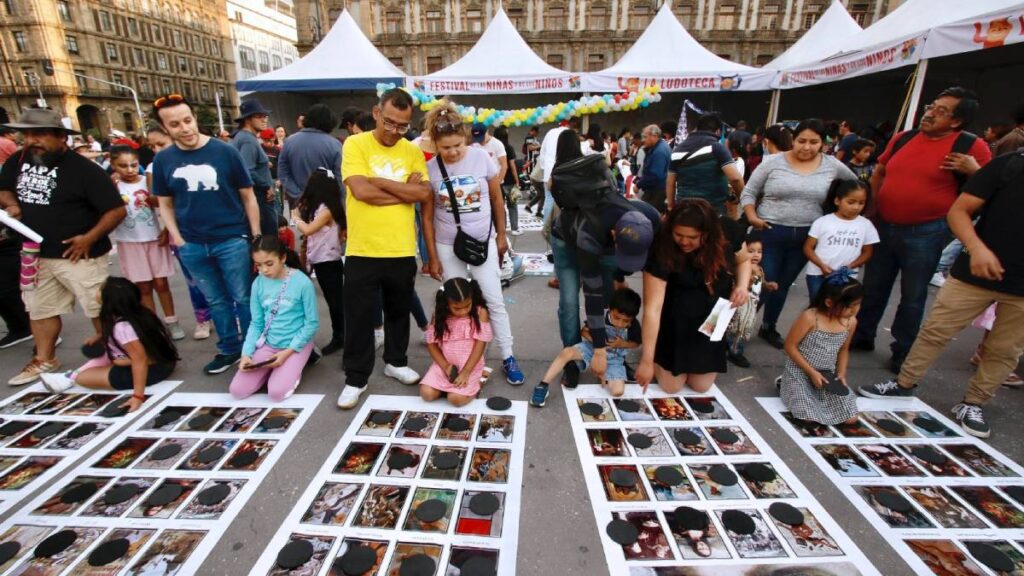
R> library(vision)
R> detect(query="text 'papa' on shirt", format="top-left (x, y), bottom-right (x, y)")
top-left (150, 138), bottom-right (254, 244)
top-left (342, 132), bottom-right (428, 258)
top-left (111, 179), bottom-right (160, 243)
top-left (0, 149), bottom-right (123, 258)
top-left (806, 213), bottom-right (880, 276)
top-left (739, 153), bottom-right (857, 228)
top-left (426, 147), bottom-right (497, 246)
top-left (876, 130), bottom-right (992, 225)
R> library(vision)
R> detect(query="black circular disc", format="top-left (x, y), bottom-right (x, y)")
top-left (370, 411), bottom-right (394, 425)
top-left (741, 463), bottom-right (777, 483)
top-left (460, 556), bottom-right (497, 576)
top-left (403, 417), bottom-right (429, 432)
top-left (0, 541), bottom-right (20, 565)
top-left (580, 402), bottom-right (604, 416)
top-left (654, 466), bottom-right (685, 487)
top-left (262, 416), bottom-right (288, 430)
top-left (150, 443), bottom-right (183, 461)
top-left (398, 553), bottom-right (436, 576)
top-left (335, 545), bottom-right (376, 576)
top-left (32, 423), bottom-right (64, 439)
top-left (689, 400), bottom-right (715, 414)
top-left (672, 506), bottom-right (708, 531)
top-left (626, 433), bottom-right (652, 449)
top-left (196, 446), bottom-right (225, 464)
top-left (103, 483), bottom-right (141, 505)
top-left (606, 519), bottom-right (639, 545)
top-left (387, 451), bottom-right (415, 470)
top-left (1003, 486), bottom-right (1024, 505)
top-left (911, 446), bottom-right (948, 465)
top-left (913, 417), bottom-right (945, 433)
top-left (197, 483), bottom-right (230, 506)
top-left (769, 502), bottom-right (805, 526)
top-left (67, 423), bottom-right (98, 439)
top-left (876, 491), bottom-right (912, 513)
top-left (824, 378), bottom-right (850, 396)
top-left (609, 469), bottom-right (637, 488)
top-left (617, 400), bottom-right (641, 413)
top-left (87, 538), bottom-right (129, 566)
top-left (708, 465), bottom-right (738, 486)
top-left (60, 482), bottom-right (98, 504)
top-left (486, 397), bottom-right (512, 411)
top-left (145, 484), bottom-right (184, 507)
top-left (469, 493), bottom-right (500, 516)
top-left (228, 450), bottom-right (259, 468)
top-left (34, 530), bottom-right (77, 558)
top-left (965, 541), bottom-right (1015, 573)
top-left (673, 429), bottom-right (702, 446)
top-left (100, 403), bottom-right (128, 418)
top-left (875, 418), bottom-right (906, 435)
top-left (721, 510), bottom-right (756, 535)
top-left (711, 428), bottom-right (740, 445)
top-left (153, 410), bottom-right (182, 428)
top-left (415, 499), bottom-right (447, 523)
top-left (187, 414), bottom-right (215, 430)
top-left (434, 451), bottom-right (461, 470)
top-left (276, 539), bottom-right (314, 570)
top-left (81, 341), bottom-right (106, 358)
top-left (0, 421), bottom-right (32, 436)
top-left (445, 417), bottom-right (470, 432)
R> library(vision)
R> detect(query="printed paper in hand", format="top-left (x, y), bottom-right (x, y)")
top-left (699, 298), bottom-right (736, 342)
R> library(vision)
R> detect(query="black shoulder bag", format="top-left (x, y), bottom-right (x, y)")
top-left (436, 156), bottom-right (491, 266)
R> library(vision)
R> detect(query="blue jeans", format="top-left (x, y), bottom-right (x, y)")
top-left (760, 224), bottom-right (810, 329)
top-left (170, 246), bottom-right (211, 324)
top-left (178, 237), bottom-right (253, 356)
top-left (806, 275), bottom-right (825, 304)
top-left (550, 235), bottom-right (618, 347)
top-left (936, 238), bottom-right (963, 275)
top-left (415, 205), bottom-right (430, 268)
top-left (854, 218), bottom-right (950, 357)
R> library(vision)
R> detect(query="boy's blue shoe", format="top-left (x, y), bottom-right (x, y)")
top-left (503, 356), bottom-right (525, 386)
top-left (530, 383), bottom-right (549, 407)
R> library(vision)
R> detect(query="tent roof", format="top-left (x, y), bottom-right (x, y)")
top-left (235, 10), bottom-right (405, 92)
top-left (766, 1), bottom-right (862, 70)
top-left (411, 8), bottom-right (579, 94)
top-left (582, 3), bottom-right (774, 91)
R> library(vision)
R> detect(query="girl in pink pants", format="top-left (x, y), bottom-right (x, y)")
top-left (230, 236), bottom-right (319, 401)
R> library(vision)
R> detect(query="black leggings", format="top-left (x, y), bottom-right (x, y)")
top-left (109, 363), bottom-right (176, 390)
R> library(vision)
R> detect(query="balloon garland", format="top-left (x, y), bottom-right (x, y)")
top-left (375, 83), bottom-right (662, 127)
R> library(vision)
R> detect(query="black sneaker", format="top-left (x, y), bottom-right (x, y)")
top-left (952, 403), bottom-right (990, 438)
top-left (758, 326), bottom-right (785, 349)
top-left (322, 338), bottom-right (344, 356)
top-left (562, 362), bottom-right (580, 389)
top-left (0, 330), bottom-right (32, 349)
top-left (850, 339), bottom-right (875, 352)
top-left (858, 379), bottom-right (916, 399)
top-left (530, 383), bottom-right (550, 407)
top-left (889, 353), bottom-right (906, 375)
top-left (204, 354), bottom-right (240, 374)
top-left (728, 351), bottom-right (751, 368)
top-left (306, 348), bottom-right (323, 368)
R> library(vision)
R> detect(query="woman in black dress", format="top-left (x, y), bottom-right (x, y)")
top-left (636, 199), bottom-right (751, 393)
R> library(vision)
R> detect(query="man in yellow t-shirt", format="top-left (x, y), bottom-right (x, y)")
top-left (338, 89), bottom-right (431, 409)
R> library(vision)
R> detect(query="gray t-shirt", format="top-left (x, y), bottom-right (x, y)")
top-left (739, 153), bottom-right (857, 227)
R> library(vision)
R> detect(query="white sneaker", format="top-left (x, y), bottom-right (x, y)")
top-left (337, 385), bottom-right (365, 409)
top-left (374, 328), bottom-right (385, 350)
top-left (384, 364), bottom-right (420, 385)
top-left (40, 372), bottom-right (75, 393)
top-left (420, 330), bottom-right (429, 346)
top-left (511, 229), bottom-right (524, 236)
top-left (193, 321), bottom-right (212, 340)
top-left (930, 272), bottom-right (947, 288)
top-left (166, 321), bottom-right (185, 341)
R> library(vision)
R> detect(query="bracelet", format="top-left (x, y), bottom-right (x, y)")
top-left (132, 394), bottom-right (145, 401)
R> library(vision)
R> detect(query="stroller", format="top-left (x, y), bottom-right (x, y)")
top-left (515, 157), bottom-right (538, 204)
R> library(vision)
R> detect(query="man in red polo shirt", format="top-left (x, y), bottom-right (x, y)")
top-left (853, 87), bottom-right (992, 373)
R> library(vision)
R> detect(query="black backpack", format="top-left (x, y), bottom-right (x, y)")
top-left (888, 129), bottom-right (979, 190)
top-left (550, 153), bottom-right (633, 244)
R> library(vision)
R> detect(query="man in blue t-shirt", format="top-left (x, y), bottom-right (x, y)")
top-left (150, 94), bottom-right (261, 375)
top-left (668, 113), bottom-right (745, 217)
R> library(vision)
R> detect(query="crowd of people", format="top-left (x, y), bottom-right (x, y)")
top-left (0, 85), bottom-right (1021, 440)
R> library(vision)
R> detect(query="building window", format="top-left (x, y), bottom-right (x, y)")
top-left (546, 53), bottom-right (564, 68)
top-left (755, 54), bottom-right (773, 66)
top-left (271, 55), bottom-right (281, 70)
top-left (850, 3), bottom-right (870, 26)
top-left (283, 58), bottom-right (292, 66)
top-left (507, 7), bottom-right (524, 28)
top-left (57, 0), bottom-right (71, 21)
top-left (3, 0), bottom-right (15, 16)
top-left (172, 29), bottom-right (182, 47)
top-left (760, 14), bottom-right (777, 30)
top-left (182, 82), bottom-right (192, 99)
top-left (162, 78), bottom-right (171, 93)
top-left (65, 34), bottom-right (79, 54)
top-left (106, 42), bottom-right (119, 61)
top-left (803, 12), bottom-right (818, 29)
top-left (153, 25), bottom-right (162, 43)
top-left (675, 4), bottom-right (695, 28)
top-left (139, 76), bottom-right (150, 95)
top-left (123, 112), bottom-right (133, 131)
top-left (716, 4), bottom-right (737, 29)
top-left (425, 10), bottom-right (442, 33)
top-left (258, 51), bottom-right (270, 73)
top-left (196, 60), bottom-right (206, 75)
top-left (99, 10), bottom-right (112, 31)
top-left (630, 4), bottom-right (652, 30)
top-left (589, 7), bottom-right (607, 29)
top-left (111, 73), bottom-right (126, 94)
top-left (586, 53), bottom-right (605, 72)
top-left (75, 70), bottom-right (87, 89)
top-left (201, 84), bottom-right (210, 101)
top-left (466, 9), bottom-right (483, 33)
top-left (12, 31), bottom-right (27, 53)
top-left (717, 53), bottom-right (733, 61)
top-left (157, 53), bottom-right (167, 70)
top-left (211, 41), bottom-right (220, 56)
top-left (178, 56), bottom-right (188, 72)
top-left (388, 56), bottom-right (403, 68)
top-left (239, 47), bottom-right (256, 71)
top-left (546, 7), bottom-right (566, 30)
top-left (426, 55), bottom-right (443, 73)
top-left (385, 10), bottom-right (401, 34)
top-left (128, 18), bottom-right (139, 36)
top-left (132, 47), bottom-right (143, 66)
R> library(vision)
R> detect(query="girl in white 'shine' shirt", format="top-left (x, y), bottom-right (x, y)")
top-left (803, 179), bottom-right (879, 303)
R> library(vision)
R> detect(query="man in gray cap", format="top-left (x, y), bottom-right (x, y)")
top-left (0, 108), bottom-right (126, 385)
top-left (231, 100), bottom-right (277, 235)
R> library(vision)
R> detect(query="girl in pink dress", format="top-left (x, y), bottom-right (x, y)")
top-left (420, 278), bottom-right (492, 407)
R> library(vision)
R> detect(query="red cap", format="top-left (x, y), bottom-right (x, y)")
top-left (111, 138), bottom-right (139, 149)
top-left (259, 128), bottom-right (275, 140)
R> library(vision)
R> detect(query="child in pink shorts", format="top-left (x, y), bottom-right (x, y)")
top-left (420, 278), bottom-right (492, 407)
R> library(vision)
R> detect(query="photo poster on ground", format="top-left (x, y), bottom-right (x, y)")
top-left (566, 384), bottom-right (878, 576)
top-left (515, 205), bottom-right (545, 232)
top-left (0, 380), bottom-right (180, 516)
top-left (0, 391), bottom-right (321, 576)
top-left (759, 396), bottom-right (1024, 576)
top-left (516, 253), bottom-right (554, 277)
top-left (249, 394), bottom-right (527, 576)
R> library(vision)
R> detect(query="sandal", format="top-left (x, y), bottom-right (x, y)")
top-left (1003, 372), bottom-right (1024, 388)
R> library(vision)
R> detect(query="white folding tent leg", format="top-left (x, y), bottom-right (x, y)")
top-left (767, 89), bottom-right (781, 126)
top-left (902, 59), bottom-right (930, 131)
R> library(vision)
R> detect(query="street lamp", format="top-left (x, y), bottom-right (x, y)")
top-left (67, 72), bottom-right (145, 130)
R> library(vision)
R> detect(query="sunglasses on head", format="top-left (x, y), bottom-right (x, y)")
top-left (153, 94), bottom-right (185, 109)
top-left (434, 109), bottom-right (463, 134)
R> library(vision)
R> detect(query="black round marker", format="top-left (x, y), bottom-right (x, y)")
top-left (964, 541), bottom-right (1014, 573)
top-left (196, 446), bottom-right (225, 464)
top-left (262, 416), bottom-right (288, 430)
top-left (402, 417), bottom-right (429, 432)
top-left (34, 530), bottom-right (77, 558)
top-left (673, 429), bottom-right (702, 446)
top-left (150, 443), bottom-right (182, 461)
top-left (153, 411), bottom-right (182, 428)
top-left (460, 556), bottom-right (497, 576)
top-left (912, 416), bottom-right (945, 433)
top-left (469, 493), bottom-right (501, 516)
top-left (486, 397), bottom-right (511, 411)
top-left (708, 465), bottom-right (738, 486)
top-left (103, 483), bottom-right (141, 505)
top-left (769, 502), bottom-right (805, 526)
top-left (0, 541), bottom-right (20, 565)
top-left (387, 452), bottom-right (415, 471)
top-left (740, 463), bottom-right (777, 483)
top-left (911, 446), bottom-right (948, 466)
top-left (196, 483), bottom-right (230, 506)
top-left (60, 482), bottom-right (98, 504)
top-left (653, 466), bottom-right (685, 487)
top-left (32, 423), bottom-right (65, 439)
top-left (228, 450), bottom-right (259, 468)
top-left (1002, 486), bottom-right (1024, 505)
top-left (145, 484), bottom-right (184, 508)
top-left (276, 539), bottom-right (314, 570)
top-left (100, 403), bottom-right (128, 418)
top-left (187, 413), bottom-right (215, 430)
top-left (580, 403), bottom-right (604, 417)
top-left (0, 421), bottom-right (32, 436)
top-left (721, 510), bottom-right (756, 535)
top-left (67, 423), bottom-right (98, 439)
top-left (689, 400), bottom-right (715, 414)
top-left (335, 545), bottom-right (376, 576)
top-left (433, 451), bottom-right (461, 470)
top-left (398, 553), bottom-right (436, 576)
top-left (445, 417), bottom-right (470, 432)
top-left (609, 469), bottom-right (637, 488)
top-left (370, 411), bottom-right (394, 426)
top-left (617, 400), bottom-right (641, 413)
top-left (87, 538), bottom-right (129, 566)
top-left (626, 433), bottom-right (652, 449)
top-left (415, 499), bottom-right (447, 523)
top-left (875, 491), bottom-right (912, 513)
top-left (605, 519), bottom-right (639, 545)
top-left (671, 506), bottom-right (708, 531)
top-left (875, 418), bottom-right (906, 435)
top-left (711, 428), bottom-right (739, 445)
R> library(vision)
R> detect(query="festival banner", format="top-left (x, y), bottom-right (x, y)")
top-left (408, 75), bottom-right (583, 95)
top-left (923, 7), bottom-right (1024, 60)
top-left (582, 70), bottom-right (775, 93)
top-left (771, 33), bottom-right (926, 89)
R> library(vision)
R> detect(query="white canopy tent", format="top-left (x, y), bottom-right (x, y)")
top-left (235, 9), bottom-right (405, 92)
top-left (581, 3), bottom-right (774, 92)
top-left (409, 7), bottom-right (579, 94)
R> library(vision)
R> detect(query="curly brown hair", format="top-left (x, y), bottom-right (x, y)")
top-left (655, 199), bottom-right (728, 293)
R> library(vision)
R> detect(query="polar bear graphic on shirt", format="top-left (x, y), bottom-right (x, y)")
top-left (172, 164), bottom-right (219, 192)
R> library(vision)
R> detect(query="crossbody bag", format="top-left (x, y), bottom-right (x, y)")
top-left (436, 156), bottom-right (492, 266)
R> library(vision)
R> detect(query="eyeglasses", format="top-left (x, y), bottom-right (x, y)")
top-left (381, 117), bottom-right (411, 135)
top-left (923, 104), bottom-right (953, 118)
top-left (153, 94), bottom-right (184, 109)
top-left (434, 112), bottom-right (463, 135)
